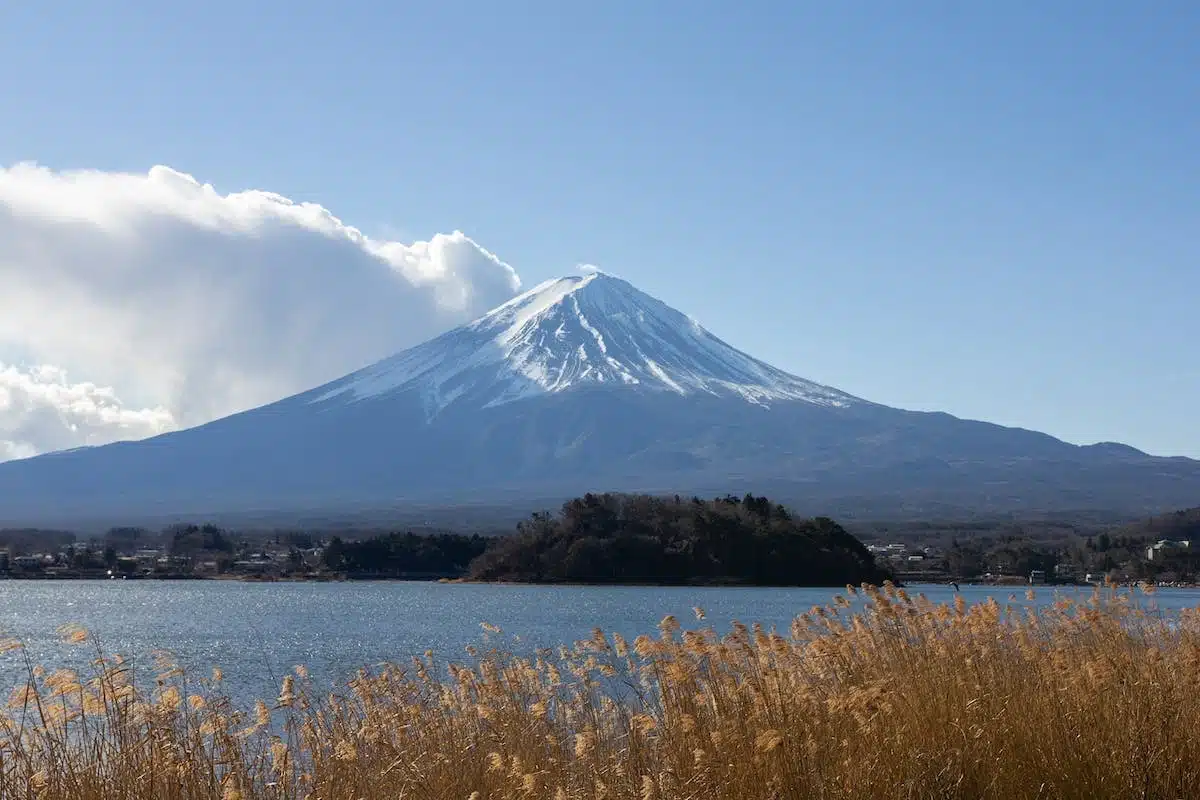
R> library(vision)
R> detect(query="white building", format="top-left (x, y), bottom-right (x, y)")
top-left (1146, 540), bottom-right (1191, 561)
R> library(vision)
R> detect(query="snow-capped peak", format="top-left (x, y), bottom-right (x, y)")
top-left (313, 271), bottom-right (860, 415)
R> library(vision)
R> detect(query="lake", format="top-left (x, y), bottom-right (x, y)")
top-left (2, 580), bottom-right (1197, 703)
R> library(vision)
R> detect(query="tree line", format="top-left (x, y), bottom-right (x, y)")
top-left (323, 532), bottom-right (490, 578)
top-left (1, 494), bottom-right (893, 586)
top-left (316, 493), bottom-right (890, 585)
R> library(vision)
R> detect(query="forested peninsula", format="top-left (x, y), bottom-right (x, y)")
top-left (464, 493), bottom-right (890, 586)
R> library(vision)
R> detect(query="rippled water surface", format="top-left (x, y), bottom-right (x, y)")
top-left (1, 580), bottom-right (1196, 701)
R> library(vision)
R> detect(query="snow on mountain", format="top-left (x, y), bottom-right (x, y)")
top-left (313, 271), bottom-right (859, 416)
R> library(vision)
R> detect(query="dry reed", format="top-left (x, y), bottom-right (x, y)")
top-left (1, 583), bottom-right (1199, 799)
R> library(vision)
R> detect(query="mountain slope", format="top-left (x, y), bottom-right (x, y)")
top-left (1, 272), bottom-right (1197, 523)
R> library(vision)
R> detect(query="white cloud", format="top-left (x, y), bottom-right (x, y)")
top-left (0, 364), bottom-right (176, 458)
top-left (0, 163), bottom-right (523, 461)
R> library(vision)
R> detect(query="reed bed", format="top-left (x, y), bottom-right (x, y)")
top-left (1, 584), bottom-right (1199, 799)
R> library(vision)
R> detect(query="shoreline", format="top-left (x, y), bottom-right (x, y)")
top-left (0, 573), bottom-right (1195, 589)
top-left (0, 573), bottom-right (888, 588)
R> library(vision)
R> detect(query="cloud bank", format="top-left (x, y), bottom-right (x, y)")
top-left (0, 163), bottom-right (522, 460)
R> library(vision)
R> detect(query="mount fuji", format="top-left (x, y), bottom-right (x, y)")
top-left (2, 271), bottom-right (1198, 523)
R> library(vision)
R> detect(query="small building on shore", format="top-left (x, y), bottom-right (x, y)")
top-left (1146, 540), bottom-right (1191, 561)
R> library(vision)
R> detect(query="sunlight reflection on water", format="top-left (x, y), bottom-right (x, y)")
top-left (0, 580), bottom-right (1194, 702)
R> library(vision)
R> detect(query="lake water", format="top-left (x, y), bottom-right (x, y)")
top-left (2, 580), bottom-right (1197, 703)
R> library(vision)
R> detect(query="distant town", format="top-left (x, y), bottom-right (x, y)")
top-left (866, 531), bottom-right (1198, 587)
top-left (0, 505), bottom-right (1195, 586)
top-left (0, 525), bottom-right (334, 581)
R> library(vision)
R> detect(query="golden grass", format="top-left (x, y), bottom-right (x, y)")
top-left (2, 584), bottom-right (1200, 798)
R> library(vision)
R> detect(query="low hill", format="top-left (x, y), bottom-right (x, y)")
top-left (467, 492), bottom-right (891, 586)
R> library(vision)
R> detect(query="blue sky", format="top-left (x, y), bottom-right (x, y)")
top-left (1, 1), bottom-right (1197, 457)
